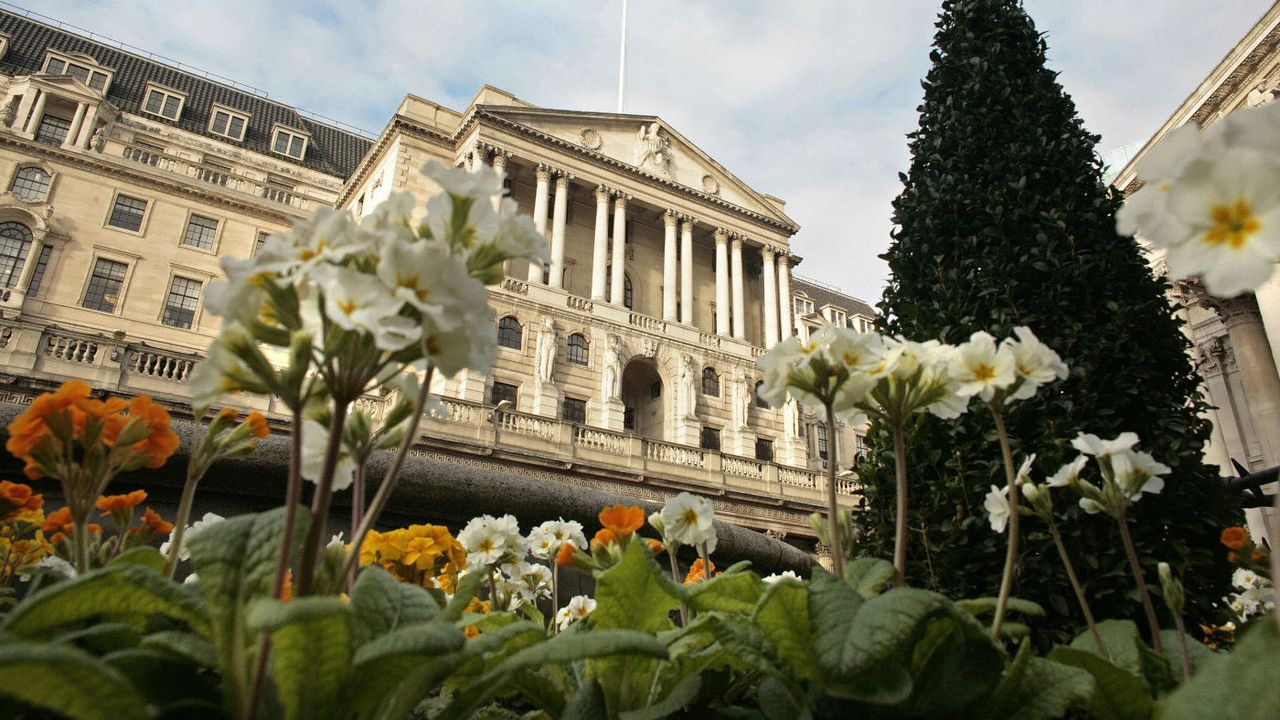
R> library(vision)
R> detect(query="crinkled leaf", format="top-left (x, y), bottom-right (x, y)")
top-left (1156, 629), bottom-right (1216, 675)
top-left (846, 557), bottom-right (896, 599)
top-left (248, 597), bottom-right (351, 720)
top-left (619, 673), bottom-right (701, 720)
top-left (986, 641), bottom-right (1094, 720)
top-left (1157, 620), bottom-right (1280, 720)
top-left (4, 563), bottom-right (209, 638)
top-left (104, 646), bottom-right (221, 711)
top-left (1049, 647), bottom-right (1153, 720)
top-left (1070, 619), bottom-right (1143, 675)
top-left (808, 569), bottom-right (865, 678)
top-left (142, 630), bottom-right (218, 668)
top-left (562, 679), bottom-right (606, 720)
top-left (906, 615), bottom-right (1004, 716)
top-left (56, 622), bottom-right (142, 656)
top-left (109, 546), bottom-right (167, 573)
top-left (343, 621), bottom-right (468, 720)
top-left (753, 578), bottom-right (816, 682)
top-left (0, 641), bottom-right (147, 720)
top-left (350, 565), bottom-right (441, 647)
top-left (442, 568), bottom-right (486, 622)
top-left (684, 570), bottom-right (763, 615)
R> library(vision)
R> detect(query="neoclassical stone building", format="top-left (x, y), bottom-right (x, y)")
top-left (1113, 2), bottom-right (1280, 537)
top-left (0, 10), bottom-right (874, 546)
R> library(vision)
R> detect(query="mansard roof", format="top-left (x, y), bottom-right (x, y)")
top-left (791, 275), bottom-right (875, 319)
top-left (0, 9), bottom-right (372, 178)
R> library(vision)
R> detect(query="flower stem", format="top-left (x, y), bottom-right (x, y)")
top-left (668, 548), bottom-right (688, 626)
top-left (72, 515), bottom-right (90, 575)
top-left (1272, 490), bottom-right (1280, 634)
top-left (346, 463), bottom-right (365, 592)
top-left (1171, 610), bottom-right (1191, 682)
top-left (990, 403), bottom-right (1020, 643)
top-left (340, 367), bottom-right (435, 582)
top-left (891, 423), bottom-right (908, 586)
top-left (1047, 520), bottom-right (1108, 660)
top-left (1115, 513), bottom-right (1162, 654)
top-left (551, 563), bottom-right (559, 634)
top-left (165, 461), bottom-right (204, 579)
top-left (824, 403), bottom-right (845, 581)
top-left (296, 401), bottom-right (350, 596)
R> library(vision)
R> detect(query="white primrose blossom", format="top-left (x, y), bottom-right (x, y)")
top-left (659, 492), bottom-right (718, 553)
top-left (555, 595), bottom-right (597, 631)
top-left (1062, 433), bottom-right (1169, 516)
top-left (159, 512), bottom-right (226, 562)
top-left (984, 484), bottom-right (1011, 534)
top-left (1071, 432), bottom-right (1140, 459)
top-left (1003, 326), bottom-right (1069, 402)
top-left (301, 419), bottom-right (357, 491)
top-left (458, 514), bottom-right (525, 566)
top-left (1046, 455), bottom-right (1088, 488)
top-left (762, 570), bottom-right (802, 584)
top-left (951, 331), bottom-right (1017, 402)
top-left (527, 519), bottom-right (587, 560)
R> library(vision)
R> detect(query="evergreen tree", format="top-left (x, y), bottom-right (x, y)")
top-left (855, 0), bottom-right (1238, 643)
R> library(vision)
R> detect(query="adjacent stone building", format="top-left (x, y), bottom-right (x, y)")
top-left (0, 9), bottom-right (875, 548)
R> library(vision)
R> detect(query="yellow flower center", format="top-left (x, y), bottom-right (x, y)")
top-left (842, 352), bottom-right (861, 366)
top-left (397, 274), bottom-right (431, 301)
top-left (337, 299), bottom-right (358, 316)
top-left (681, 508), bottom-right (700, 526)
top-left (1205, 200), bottom-right (1261, 249)
top-left (974, 363), bottom-right (995, 381)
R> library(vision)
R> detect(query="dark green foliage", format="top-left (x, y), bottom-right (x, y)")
top-left (856, 0), bottom-right (1239, 643)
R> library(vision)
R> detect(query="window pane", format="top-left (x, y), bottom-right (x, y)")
top-left (229, 116), bottom-right (245, 138)
top-left (144, 90), bottom-right (163, 114)
top-left (490, 382), bottom-right (518, 408)
top-left (181, 215), bottom-right (219, 250)
top-left (35, 115), bottom-right (71, 146)
top-left (567, 334), bottom-right (588, 365)
top-left (162, 276), bottom-right (201, 328)
top-left (162, 95), bottom-right (180, 119)
top-left (273, 132), bottom-right (290, 154)
top-left (67, 64), bottom-right (89, 85)
top-left (498, 316), bottom-right (522, 349)
top-left (107, 195), bottom-right (147, 232)
top-left (289, 135), bottom-right (304, 158)
top-left (755, 438), bottom-right (774, 462)
top-left (701, 367), bottom-right (719, 396)
top-left (0, 222), bottom-right (32, 288)
top-left (700, 427), bottom-right (720, 451)
top-left (211, 112), bottom-right (228, 135)
top-left (11, 167), bottom-right (51, 202)
top-left (25, 244), bottom-right (52, 296)
top-left (88, 72), bottom-right (106, 91)
top-left (45, 57), bottom-right (65, 74)
top-left (82, 258), bottom-right (128, 313)
top-left (562, 397), bottom-right (586, 424)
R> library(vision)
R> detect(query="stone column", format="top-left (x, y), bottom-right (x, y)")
top-left (680, 218), bottom-right (695, 325)
top-left (24, 90), bottom-right (46, 135)
top-left (778, 253), bottom-right (794, 340)
top-left (9, 237), bottom-right (43, 313)
top-left (1202, 292), bottom-right (1280, 466)
top-left (730, 235), bottom-right (745, 339)
top-left (549, 173), bottom-right (569, 289)
top-left (75, 104), bottom-right (98, 149)
top-left (762, 246), bottom-right (779, 348)
top-left (12, 89), bottom-right (36, 133)
top-left (527, 164), bottom-right (550, 283)
top-left (715, 229), bottom-right (730, 336)
top-left (490, 152), bottom-right (507, 211)
top-left (610, 195), bottom-right (628, 306)
top-left (662, 210), bottom-right (678, 321)
top-left (63, 102), bottom-right (86, 149)
top-left (469, 144), bottom-right (487, 173)
top-left (591, 186), bottom-right (610, 300)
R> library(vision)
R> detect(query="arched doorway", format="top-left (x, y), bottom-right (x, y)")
top-left (621, 357), bottom-right (664, 440)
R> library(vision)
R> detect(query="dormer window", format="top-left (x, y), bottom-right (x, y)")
top-left (142, 84), bottom-right (186, 121)
top-left (271, 125), bottom-right (308, 160)
top-left (0, 34), bottom-right (10, 62)
top-left (42, 51), bottom-right (112, 93)
top-left (208, 105), bottom-right (248, 141)
top-left (793, 296), bottom-right (815, 317)
top-left (826, 308), bottom-right (846, 327)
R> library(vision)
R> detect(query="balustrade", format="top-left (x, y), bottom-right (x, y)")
top-left (644, 439), bottom-right (706, 469)
top-left (778, 467), bottom-right (818, 488)
top-left (119, 141), bottom-right (311, 210)
top-left (501, 278), bottom-right (529, 295)
top-left (43, 332), bottom-right (99, 365)
top-left (723, 454), bottom-right (765, 480)
top-left (573, 426), bottom-right (628, 454)
top-left (127, 348), bottom-right (197, 382)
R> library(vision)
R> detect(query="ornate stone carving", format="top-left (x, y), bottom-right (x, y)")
top-left (1246, 80), bottom-right (1278, 107)
top-left (534, 317), bottom-right (557, 387)
top-left (1199, 335), bottom-right (1237, 375)
top-left (602, 334), bottom-right (622, 401)
top-left (731, 366), bottom-right (750, 429)
top-left (578, 127), bottom-right (602, 150)
top-left (634, 122), bottom-right (671, 176)
top-left (640, 337), bottom-right (658, 359)
top-left (677, 353), bottom-right (698, 419)
top-left (701, 174), bottom-right (719, 195)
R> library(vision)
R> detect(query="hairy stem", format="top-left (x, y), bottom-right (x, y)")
top-left (668, 549), bottom-right (688, 626)
top-left (1116, 513), bottom-right (1163, 654)
top-left (296, 402), bottom-right (349, 596)
top-left (1272, 490), bottom-right (1280, 633)
top-left (164, 461), bottom-right (204, 579)
top-left (891, 424), bottom-right (908, 586)
top-left (1048, 521), bottom-right (1108, 660)
top-left (1172, 611), bottom-right (1191, 682)
top-left (824, 403), bottom-right (845, 580)
top-left (990, 404), bottom-right (1020, 642)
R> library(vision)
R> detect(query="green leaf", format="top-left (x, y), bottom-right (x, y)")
top-left (248, 597), bottom-right (351, 720)
top-left (684, 570), bottom-right (764, 615)
top-left (907, 615), bottom-right (1005, 716)
top-left (619, 673), bottom-right (701, 720)
top-left (808, 569), bottom-right (865, 677)
top-left (846, 557), bottom-right (895, 599)
top-left (562, 679), bottom-right (606, 720)
top-left (753, 579), bottom-right (816, 681)
top-left (1049, 647), bottom-right (1153, 720)
top-left (104, 646), bottom-right (221, 712)
top-left (442, 567), bottom-right (486, 622)
top-left (1156, 621), bottom-right (1280, 720)
top-left (56, 622), bottom-right (142, 655)
top-left (955, 596), bottom-right (1046, 619)
top-left (1156, 629), bottom-right (1216, 675)
top-left (0, 640), bottom-right (147, 720)
top-left (4, 563), bottom-right (210, 638)
top-left (1070, 619), bottom-right (1144, 674)
top-left (349, 565), bottom-right (441, 647)
top-left (142, 630), bottom-right (218, 668)
top-left (109, 546), bottom-right (167, 573)
top-left (986, 641), bottom-right (1095, 720)
top-left (343, 621), bottom-right (468, 720)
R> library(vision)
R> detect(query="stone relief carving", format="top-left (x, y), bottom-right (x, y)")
top-left (731, 367), bottom-right (750, 429)
top-left (0, 98), bottom-right (15, 128)
top-left (634, 122), bottom-right (671, 176)
top-left (701, 174), bottom-right (720, 195)
top-left (578, 127), bottom-right (602, 150)
top-left (1199, 335), bottom-right (1237, 375)
top-left (602, 334), bottom-right (622, 401)
top-left (90, 126), bottom-right (106, 152)
top-left (1246, 80), bottom-right (1278, 107)
top-left (534, 317), bottom-right (558, 386)
top-left (640, 338), bottom-right (659, 358)
top-left (677, 353), bottom-right (698, 419)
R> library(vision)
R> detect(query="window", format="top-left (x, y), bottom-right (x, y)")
top-left (700, 426), bottom-right (721, 452)
top-left (566, 333), bottom-right (589, 365)
top-left (650, 381), bottom-right (662, 400)
top-left (25, 245), bottom-right (52, 296)
top-left (490, 381), bottom-right (518, 408)
top-left (34, 114), bottom-right (71, 146)
top-left (562, 397), bottom-right (587, 424)
top-left (755, 380), bottom-right (770, 409)
top-left (701, 367), bottom-right (720, 396)
top-left (43, 53), bottom-right (110, 92)
top-left (793, 296), bottom-right (815, 317)
top-left (81, 258), bottom-right (128, 313)
top-left (107, 194), bottom-right (148, 232)
top-left (208, 105), bottom-right (248, 141)
top-left (162, 276), bottom-right (202, 329)
top-left (255, 231), bottom-right (270, 256)
top-left (815, 424), bottom-right (829, 462)
top-left (0, 222), bottom-right (32, 288)
top-left (271, 126), bottom-right (308, 160)
top-left (623, 406), bottom-right (636, 431)
top-left (755, 438), bottom-right (774, 462)
top-left (497, 316), bottom-right (522, 350)
top-left (604, 268), bottom-right (633, 309)
top-left (10, 167), bottom-right (50, 202)
top-left (181, 214), bottom-right (219, 250)
top-left (855, 434), bottom-right (868, 458)
top-left (142, 84), bottom-right (185, 121)
top-left (828, 308), bottom-right (847, 327)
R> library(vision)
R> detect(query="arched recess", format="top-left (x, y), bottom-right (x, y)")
top-left (620, 356), bottom-right (664, 439)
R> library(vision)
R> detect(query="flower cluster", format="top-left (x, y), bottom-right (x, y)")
top-left (557, 504), bottom-right (660, 572)
top-left (554, 595), bottom-right (596, 632)
top-left (1118, 99), bottom-right (1280, 297)
top-left (457, 514), bottom-right (525, 568)
top-left (527, 518), bottom-right (587, 560)
top-left (1226, 566), bottom-right (1274, 621)
top-left (0, 481), bottom-right (50, 587)
top-left (36, 489), bottom-right (174, 570)
top-left (358, 523), bottom-right (467, 590)
top-left (160, 512), bottom-right (225, 563)
top-left (683, 557), bottom-right (719, 585)
top-left (494, 561), bottom-right (553, 611)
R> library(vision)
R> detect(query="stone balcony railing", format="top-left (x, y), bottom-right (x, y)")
top-left (118, 141), bottom-right (314, 212)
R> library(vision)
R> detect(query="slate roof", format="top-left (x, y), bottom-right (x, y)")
top-left (791, 275), bottom-right (876, 318)
top-left (0, 10), bottom-right (372, 178)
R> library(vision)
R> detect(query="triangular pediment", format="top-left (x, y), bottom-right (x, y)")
top-left (480, 106), bottom-right (796, 229)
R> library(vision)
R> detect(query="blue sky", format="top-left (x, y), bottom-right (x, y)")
top-left (25, 0), bottom-right (1275, 303)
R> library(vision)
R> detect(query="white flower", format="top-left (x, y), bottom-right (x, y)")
top-left (458, 514), bottom-right (524, 566)
top-left (660, 492), bottom-right (717, 553)
top-left (203, 255), bottom-right (270, 326)
top-left (1003, 327), bottom-right (1068, 402)
top-left (417, 304), bottom-right (499, 379)
top-left (951, 331), bottom-right (1016, 402)
top-left (1079, 497), bottom-right (1109, 515)
top-left (1110, 449), bottom-right (1169, 501)
top-left (527, 519), bottom-right (587, 559)
top-left (310, 264), bottom-right (419, 352)
top-left (556, 595), bottom-right (597, 631)
top-left (984, 484), bottom-right (1011, 534)
top-left (503, 561), bottom-right (552, 600)
top-left (301, 419), bottom-right (357, 491)
top-left (361, 191), bottom-right (416, 233)
top-left (755, 326), bottom-right (876, 420)
top-left (762, 570), bottom-right (802, 584)
top-left (375, 239), bottom-right (488, 332)
top-left (1232, 567), bottom-right (1260, 591)
top-left (1046, 455), bottom-right (1088, 487)
top-left (1015, 454), bottom-right (1036, 486)
top-left (1071, 432), bottom-right (1140, 458)
top-left (183, 573), bottom-right (200, 586)
top-left (423, 161), bottom-right (505, 204)
top-left (19, 555), bottom-right (76, 582)
top-left (160, 512), bottom-right (226, 561)
top-left (328, 532), bottom-right (346, 549)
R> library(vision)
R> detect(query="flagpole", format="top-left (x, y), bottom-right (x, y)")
top-left (617, 0), bottom-right (627, 113)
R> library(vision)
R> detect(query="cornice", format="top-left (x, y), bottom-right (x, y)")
top-left (336, 115), bottom-right (453, 206)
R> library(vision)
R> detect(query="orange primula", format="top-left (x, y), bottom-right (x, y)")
top-left (683, 557), bottom-right (719, 585)
top-left (598, 504), bottom-right (644, 537)
top-left (140, 508), bottom-right (174, 535)
top-left (0, 480), bottom-right (41, 521)
top-left (96, 490), bottom-right (148, 515)
top-left (591, 528), bottom-right (616, 548)
top-left (556, 542), bottom-right (579, 567)
top-left (645, 538), bottom-right (664, 555)
top-left (1220, 526), bottom-right (1249, 550)
top-left (41, 506), bottom-right (72, 534)
top-left (124, 396), bottom-right (179, 469)
top-left (1252, 548), bottom-right (1267, 564)
top-left (245, 412), bottom-right (269, 439)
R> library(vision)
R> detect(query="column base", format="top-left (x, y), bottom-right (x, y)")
top-left (527, 382), bottom-right (562, 418)
top-left (593, 397), bottom-right (626, 431)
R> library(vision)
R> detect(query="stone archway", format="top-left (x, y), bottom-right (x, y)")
top-left (620, 357), bottom-right (664, 440)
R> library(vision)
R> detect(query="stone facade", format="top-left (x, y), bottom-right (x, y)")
top-left (0, 11), bottom-right (876, 543)
top-left (1113, 3), bottom-right (1280, 539)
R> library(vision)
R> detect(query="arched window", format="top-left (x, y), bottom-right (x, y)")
top-left (10, 167), bottom-right (50, 202)
top-left (497, 316), bottom-right (522, 350)
top-left (701, 367), bottom-right (720, 396)
top-left (0, 222), bottom-right (33, 288)
top-left (566, 333), bottom-right (589, 365)
top-left (604, 268), bottom-right (634, 310)
top-left (755, 380), bottom-right (770, 409)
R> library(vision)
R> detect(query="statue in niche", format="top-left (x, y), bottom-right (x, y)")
top-left (731, 368), bottom-right (750, 429)
top-left (634, 122), bottom-right (671, 176)
top-left (783, 398), bottom-right (799, 439)
top-left (677, 354), bottom-right (698, 419)
top-left (534, 317), bottom-right (558, 386)
top-left (0, 99), bottom-right (15, 128)
top-left (602, 334), bottom-right (623, 401)
top-left (90, 126), bottom-right (106, 152)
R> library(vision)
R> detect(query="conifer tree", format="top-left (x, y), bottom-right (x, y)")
top-left (855, 0), bottom-right (1238, 641)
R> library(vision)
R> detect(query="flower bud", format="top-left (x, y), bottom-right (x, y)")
top-left (1158, 561), bottom-right (1185, 617)
top-left (648, 511), bottom-right (666, 537)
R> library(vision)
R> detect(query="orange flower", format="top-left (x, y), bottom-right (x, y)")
top-left (141, 508), bottom-right (174, 535)
top-left (645, 538), bottom-right (664, 555)
top-left (77, 396), bottom-right (129, 445)
top-left (1227, 551), bottom-right (1241, 564)
top-left (598, 504), bottom-right (644, 537)
top-left (464, 625), bottom-right (481, 639)
top-left (96, 489), bottom-right (147, 515)
top-left (1220, 527), bottom-right (1249, 550)
top-left (42, 506), bottom-right (71, 534)
top-left (0, 481), bottom-right (41, 520)
top-left (1251, 548), bottom-right (1267, 564)
top-left (5, 381), bottom-right (94, 474)
top-left (246, 412), bottom-right (269, 439)
top-left (280, 568), bottom-right (293, 603)
top-left (125, 396), bottom-right (179, 469)
top-left (591, 528), bottom-right (616, 548)
top-left (683, 557), bottom-right (718, 585)
top-left (555, 541), bottom-right (578, 567)
top-left (217, 408), bottom-right (238, 424)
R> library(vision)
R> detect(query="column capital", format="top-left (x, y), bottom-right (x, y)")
top-left (554, 173), bottom-right (571, 188)
top-left (761, 245), bottom-right (776, 260)
top-left (714, 227), bottom-right (729, 243)
top-left (663, 209), bottom-right (678, 227)
top-left (613, 194), bottom-right (630, 208)
top-left (595, 184), bottom-right (611, 202)
top-left (730, 235), bottom-right (743, 250)
top-left (535, 164), bottom-right (551, 182)
top-left (680, 216), bottom-right (697, 229)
